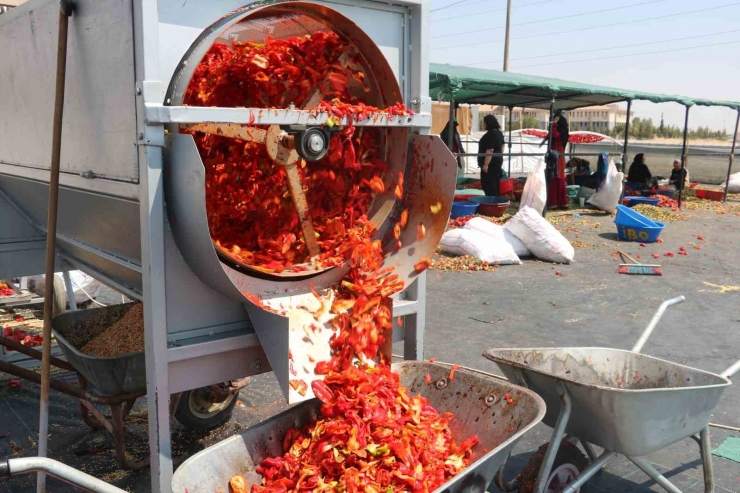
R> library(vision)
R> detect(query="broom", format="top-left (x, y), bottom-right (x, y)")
top-left (617, 250), bottom-right (663, 276)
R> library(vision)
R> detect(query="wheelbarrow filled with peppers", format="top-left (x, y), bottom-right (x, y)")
top-left (485, 296), bottom-right (740, 493)
top-left (2, 361), bottom-right (545, 492)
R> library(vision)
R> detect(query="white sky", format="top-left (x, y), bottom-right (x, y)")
top-left (429, 0), bottom-right (740, 132)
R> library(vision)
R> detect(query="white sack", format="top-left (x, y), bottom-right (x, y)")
top-left (27, 271), bottom-right (102, 305)
top-left (587, 159), bottom-right (624, 213)
top-left (722, 172), bottom-right (740, 193)
top-left (519, 159), bottom-right (547, 213)
top-left (505, 206), bottom-right (574, 264)
top-left (463, 217), bottom-right (531, 257)
top-left (439, 228), bottom-right (521, 265)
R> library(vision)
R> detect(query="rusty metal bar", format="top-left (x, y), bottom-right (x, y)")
top-left (677, 106), bottom-right (691, 209)
top-left (0, 336), bottom-right (75, 372)
top-left (38, 3), bottom-right (74, 490)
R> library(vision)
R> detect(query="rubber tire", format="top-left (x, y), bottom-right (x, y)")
top-left (174, 388), bottom-right (239, 431)
top-left (518, 440), bottom-right (590, 493)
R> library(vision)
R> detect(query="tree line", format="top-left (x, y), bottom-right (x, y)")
top-left (607, 116), bottom-right (729, 141)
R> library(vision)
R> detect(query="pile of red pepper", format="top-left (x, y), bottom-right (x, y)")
top-left (0, 281), bottom-right (13, 297)
top-left (187, 27), bottom-right (477, 493)
top-left (1, 327), bottom-right (43, 347)
top-left (243, 365), bottom-right (477, 492)
top-left (184, 32), bottom-right (411, 273)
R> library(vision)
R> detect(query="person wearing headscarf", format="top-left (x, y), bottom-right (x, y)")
top-left (478, 114), bottom-right (505, 196)
top-left (440, 115), bottom-right (464, 170)
top-left (540, 109), bottom-right (570, 208)
top-left (627, 153), bottom-right (652, 185)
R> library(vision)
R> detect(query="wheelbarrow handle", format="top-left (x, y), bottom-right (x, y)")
top-left (631, 296), bottom-right (685, 353)
top-left (722, 360), bottom-right (740, 379)
top-left (1, 457), bottom-right (126, 493)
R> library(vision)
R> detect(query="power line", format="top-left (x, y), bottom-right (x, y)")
top-left (430, 0), bottom-right (487, 14)
top-left (465, 29), bottom-right (740, 66)
top-left (511, 39), bottom-right (740, 69)
top-left (431, 0), bottom-right (555, 23)
top-left (432, 0), bottom-right (668, 39)
top-left (431, 2), bottom-right (740, 50)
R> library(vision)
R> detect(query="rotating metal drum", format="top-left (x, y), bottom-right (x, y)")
top-left (162, 1), bottom-right (458, 403)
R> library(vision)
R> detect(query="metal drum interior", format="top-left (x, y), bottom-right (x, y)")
top-left (164, 2), bottom-right (408, 283)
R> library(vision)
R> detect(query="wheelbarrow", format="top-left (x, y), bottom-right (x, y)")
top-left (485, 296), bottom-right (740, 493)
top-left (2, 361), bottom-right (546, 492)
top-left (0, 303), bottom-right (248, 470)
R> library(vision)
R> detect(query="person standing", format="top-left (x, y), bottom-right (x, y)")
top-left (440, 115), bottom-right (464, 171)
top-left (540, 110), bottom-right (570, 208)
top-left (478, 114), bottom-right (505, 196)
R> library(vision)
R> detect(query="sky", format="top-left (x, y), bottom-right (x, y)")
top-left (429, 0), bottom-right (740, 132)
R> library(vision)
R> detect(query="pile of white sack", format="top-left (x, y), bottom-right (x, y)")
top-left (722, 172), bottom-right (740, 194)
top-left (440, 208), bottom-right (574, 265)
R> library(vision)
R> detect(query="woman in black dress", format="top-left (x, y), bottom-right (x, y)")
top-left (478, 115), bottom-right (505, 196)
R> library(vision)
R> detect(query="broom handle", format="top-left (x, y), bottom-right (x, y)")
top-left (618, 250), bottom-right (639, 264)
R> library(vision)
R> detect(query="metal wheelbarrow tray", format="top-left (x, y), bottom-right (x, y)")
top-left (171, 361), bottom-right (546, 493)
top-left (484, 296), bottom-right (740, 493)
top-left (485, 346), bottom-right (729, 457)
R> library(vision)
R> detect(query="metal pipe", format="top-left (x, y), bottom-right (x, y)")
top-left (503, 0), bottom-right (512, 71)
top-left (61, 270), bottom-right (77, 311)
top-left (631, 296), bottom-right (685, 353)
top-left (507, 106), bottom-right (513, 176)
top-left (722, 359), bottom-right (740, 378)
top-left (534, 381), bottom-right (571, 493)
top-left (620, 100), bottom-right (632, 204)
top-left (723, 110), bottom-right (740, 202)
top-left (454, 152), bottom-right (607, 158)
top-left (628, 457), bottom-right (683, 493)
top-left (561, 451), bottom-right (616, 493)
top-left (447, 96), bottom-right (455, 150)
top-left (0, 336), bottom-right (76, 372)
top-left (3, 457), bottom-right (127, 493)
top-left (699, 426), bottom-right (714, 493)
top-left (677, 106), bottom-right (691, 209)
top-left (542, 99), bottom-right (555, 217)
top-left (38, 3), bottom-right (73, 491)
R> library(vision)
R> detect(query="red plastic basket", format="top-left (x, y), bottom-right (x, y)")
top-left (695, 189), bottom-right (724, 201)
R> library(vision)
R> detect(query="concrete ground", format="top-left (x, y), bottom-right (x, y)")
top-left (1, 200), bottom-right (739, 492)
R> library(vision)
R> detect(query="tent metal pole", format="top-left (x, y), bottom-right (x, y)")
top-left (722, 110), bottom-right (740, 202)
top-left (620, 99), bottom-right (632, 204)
top-left (507, 106), bottom-right (513, 176)
top-left (447, 96), bottom-right (455, 150)
top-left (678, 106), bottom-right (691, 209)
top-left (543, 98), bottom-right (555, 217)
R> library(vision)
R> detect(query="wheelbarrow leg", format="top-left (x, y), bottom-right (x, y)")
top-left (493, 451), bottom-right (519, 492)
top-left (628, 457), bottom-right (683, 493)
top-left (110, 404), bottom-right (148, 470)
top-left (534, 381), bottom-right (572, 493)
top-left (698, 426), bottom-right (715, 493)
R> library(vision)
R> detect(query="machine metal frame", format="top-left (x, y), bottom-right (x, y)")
top-left (0, 0), bottom-right (433, 490)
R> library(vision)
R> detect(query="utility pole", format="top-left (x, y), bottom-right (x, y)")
top-left (503, 0), bottom-right (512, 71)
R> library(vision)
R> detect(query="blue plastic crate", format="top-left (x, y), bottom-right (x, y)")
top-left (624, 196), bottom-right (659, 207)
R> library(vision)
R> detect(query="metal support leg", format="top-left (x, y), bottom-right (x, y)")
top-left (580, 440), bottom-right (598, 463)
top-left (62, 270), bottom-right (77, 311)
top-left (534, 381), bottom-right (572, 493)
top-left (628, 457), bottom-right (683, 493)
top-left (562, 451), bottom-right (616, 493)
top-left (494, 451), bottom-right (519, 492)
top-left (403, 271), bottom-right (425, 360)
top-left (699, 426), bottom-right (715, 493)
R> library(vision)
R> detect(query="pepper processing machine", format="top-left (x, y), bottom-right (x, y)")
top-left (0, 0), bottom-right (458, 490)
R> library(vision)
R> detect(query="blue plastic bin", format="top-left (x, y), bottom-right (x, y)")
top-left (450, 201), bottom-right (479, 219)
top-left (624, 196), bottom-right (659, 207)
top-left (614, 205), bottom-right (665, 242)
top-left (615, 205), bottom-right (659, 227)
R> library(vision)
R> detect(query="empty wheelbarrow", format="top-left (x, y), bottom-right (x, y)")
top-left (485, 296), bottom-right (739, 493)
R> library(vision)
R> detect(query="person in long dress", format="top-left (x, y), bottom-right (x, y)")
top-left (540, 110), bottom-right (570, 208)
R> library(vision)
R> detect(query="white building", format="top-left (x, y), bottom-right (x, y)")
top-left (569, 104), bottom-right (628, 132)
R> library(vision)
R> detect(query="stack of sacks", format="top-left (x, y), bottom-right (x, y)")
top-left (504, 207), bottom-right (574, 264)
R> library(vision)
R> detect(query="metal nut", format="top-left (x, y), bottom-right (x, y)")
top-left (252, 360), bottom-right (263, 372)
top-left (484, 394), bottom-right (498, 407)
top-left (435, 377), bottom-right (448, 389)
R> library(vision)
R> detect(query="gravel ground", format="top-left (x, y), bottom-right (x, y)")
top-left (1, 199), bottom-right (739, 493)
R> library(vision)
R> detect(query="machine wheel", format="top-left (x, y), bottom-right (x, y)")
top-left (518, 440), bottom-right (589, 493)
top-left (174, 386), bottom-right (239, 431)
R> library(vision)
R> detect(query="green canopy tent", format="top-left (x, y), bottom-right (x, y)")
top-left (429, 63), bottom-right (740, 206)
